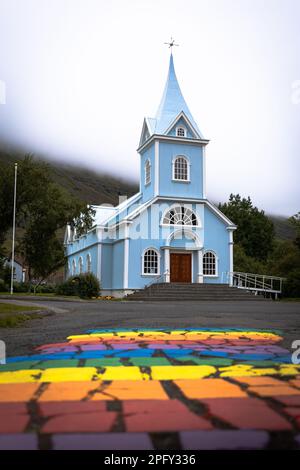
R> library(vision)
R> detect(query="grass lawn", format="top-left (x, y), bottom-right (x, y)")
top-left (0, 303), bottom-right (42, 327)
top-left (0, 292), bottom-right (81, 299)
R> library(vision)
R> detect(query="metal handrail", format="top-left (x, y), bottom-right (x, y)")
top-left (223, 271), bottom-right (285, 296)
top-left (145, 270), bottom-right (170, 289)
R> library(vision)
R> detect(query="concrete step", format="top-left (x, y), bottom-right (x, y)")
top-left (125, 282), bottom-right (269, 301)
top-left (127, 296), bottom-right (265, 301)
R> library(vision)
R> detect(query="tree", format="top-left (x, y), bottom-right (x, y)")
top-left (289, 212), bottom-right (300, 250)
top-left (233, 244), bottom-right (266, 274)
top-left (219, 194), bottom-right (275, 261)
top-left (0, 155), bottom-right (95, 286)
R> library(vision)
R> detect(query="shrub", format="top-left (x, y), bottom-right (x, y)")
top-left (55, 273), bottom-right (100, 299)
top-left (35, 284), bottom-right (56, 294)
top-left (0, 280), bottom-right (9, 292)
top-left (55, 277), bottom-right (77, 296)
top-left (13, 282), bottom-right (31, 293)
top-left (76, 273), bottom-right (100, 299)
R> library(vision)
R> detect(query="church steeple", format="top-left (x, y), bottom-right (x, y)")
top-left (155, 53), bottom-right (201, 136)
top-left (139, 53), bottom-right (203, 146)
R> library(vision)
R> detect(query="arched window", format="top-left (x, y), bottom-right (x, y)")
top-left (173, 156), bottom-right (189, 181)
top-left (145, 159), bottom-right (151, 185)
top-left (176, 126), bottom-right (186, 137)
top-left (203, 251), bottom-right (217, 276)
top-left (143, 248), bottom-right (159, 275)
top-left (79, 256), bottom-right (83, 274)
top-left (162, 205), bottom-right (198, 226)
top-left (72, 259), bottom-right (76, 276)
top-left (86, 253), bottom-right (92, 273)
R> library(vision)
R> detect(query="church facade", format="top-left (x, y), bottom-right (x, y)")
top-left (64, 54), bottom-right (236, 296)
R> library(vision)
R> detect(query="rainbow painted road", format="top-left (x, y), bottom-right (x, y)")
top-left (0, 328), bottom-right (300, 450)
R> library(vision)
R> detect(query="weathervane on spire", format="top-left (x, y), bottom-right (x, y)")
top-left (164, 37), bottom-right (179, 52)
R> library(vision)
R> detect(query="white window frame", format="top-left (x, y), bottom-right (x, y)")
top-left (79, 256), bottom-right (83, 274)
top-left (144, 159), bottom-right (151, 186)
top-left (86, 253), bottom-right (92, 273)
top-left (161, 205), bottom-right (199, 227)
top-left (203, 250), bottom-right (218, 277)
top-left (176, 126), bottom-right (187, 137)
top-left (72, 259), bottom-right (76, 276)
top-left (172, 155), bottom-right (190, 182)
top-left (141, 247), bottom-right (160, 276)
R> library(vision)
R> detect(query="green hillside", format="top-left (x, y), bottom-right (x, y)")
top-left (0, 151), bottom-right (138, 206)
top-left (268, 215), bottom-right (296, 241)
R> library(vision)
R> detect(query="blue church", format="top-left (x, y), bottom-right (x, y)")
top-left (64, 53), bottom-right (236, 297)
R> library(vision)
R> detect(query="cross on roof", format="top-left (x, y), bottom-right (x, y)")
top-left (164, 37), bottom-right (179, 51)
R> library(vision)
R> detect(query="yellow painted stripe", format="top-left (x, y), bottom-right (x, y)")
top-left (1, 363), bottom-right (299, 384)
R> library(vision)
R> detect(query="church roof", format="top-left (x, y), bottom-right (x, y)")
top-left (154, 53), bottom-right (201, 135)
top-left (140, 54), bottom-right (203, 144)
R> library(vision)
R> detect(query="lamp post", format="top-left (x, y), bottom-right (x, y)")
top-left (10, 163), bottom-right (17, 295)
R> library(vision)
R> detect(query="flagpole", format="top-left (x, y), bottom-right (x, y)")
top-left (10, 163), bottom-right (17, 295)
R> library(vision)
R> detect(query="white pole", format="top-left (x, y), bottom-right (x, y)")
top-left (10, 163), bottom-right (17, 295)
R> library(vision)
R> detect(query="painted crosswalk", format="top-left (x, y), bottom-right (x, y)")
top-left (0, 328), bottom-right (300, 449)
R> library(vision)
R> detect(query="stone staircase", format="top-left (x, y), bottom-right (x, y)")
top-left (126, 283), bottom-right (267, 301)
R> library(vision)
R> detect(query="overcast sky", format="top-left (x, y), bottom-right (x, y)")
top-left (0, 0), bottom-right (299, 216)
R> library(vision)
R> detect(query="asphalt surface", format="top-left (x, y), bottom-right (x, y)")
top-left (0, 298), bottom-right (300, 356)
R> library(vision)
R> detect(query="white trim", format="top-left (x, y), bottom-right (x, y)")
top-left (144, 158), bottom-right (151, 186)
top-left (78, 256), bottom-right (83, 274)
top-left (203, 250), bottom-right (219, 277)
top-left (72, 259), bottom-right (76, 276)
top-left (71, 197), bottom-right (235, 234)
top-left (137, 134), bottom-right (209, 153)
top-left (141, 247), bottom-right (161, 276)
top-left (164, 111), bottom-right (203, 139)
top-left (124, 197), bottom-right (235, 228)
top-left (202, 146), bottom-right (206, 199)
top-left (176, 125), bottom-right (186, 137)
top-left (161, 204), bottom-right (201, 228)
top-left (139, 118), bottom-right (151, 147)
top-left (229, 230), bottom-right (234, 286)
top-left (172, 155), bottom-right (190, 182)
top-left (164, 248), bottom-right (170, 282)
top-left (123, 224), bottom-right (129, 289)
top-left (97, 245), bottom-right (102, 281)
top-left (205, 200), bottom-right (237, 228)
top-left (197, 249), bottom-right (204, 283)
top-left (86, 252), bottom-right (92, 273)
top-left (154, 141), bottom-right (159, 196)
top-left (166, 228), bottom-right (202, 249)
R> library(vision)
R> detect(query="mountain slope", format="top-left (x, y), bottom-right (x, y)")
top-left (0, 151), bottom-right (138, 205)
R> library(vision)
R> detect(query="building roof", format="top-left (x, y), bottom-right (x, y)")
top-left (141, 54), bottom-right (203, 142)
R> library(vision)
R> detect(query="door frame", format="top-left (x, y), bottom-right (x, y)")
top-left (169, 250), bottom-right (193, 283)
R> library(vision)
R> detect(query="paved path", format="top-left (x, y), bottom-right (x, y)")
top-left (0, 326), bottom-right (300, 450)
top-left (1, 300), bottom-right (300, 449)
top-left (1, 299), bottom-right (300, 356)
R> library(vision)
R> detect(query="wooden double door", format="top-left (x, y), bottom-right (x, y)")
top-left (170, 253), bottom-right (192, 283)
